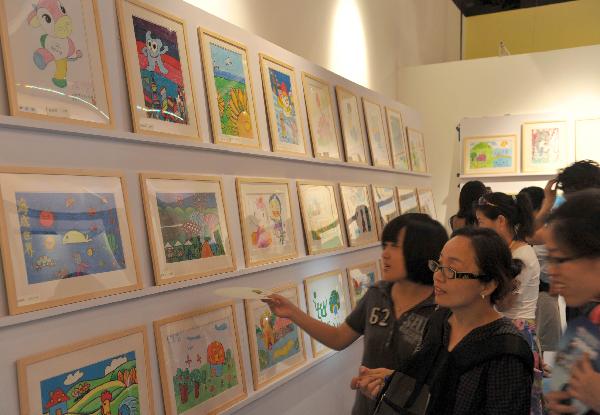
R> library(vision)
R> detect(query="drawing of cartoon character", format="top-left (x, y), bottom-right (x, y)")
top-left (27, 0), bottom-right (83, 88)
top-left (268, 194), bottom-right (286, 245)
top-left (142, 31), bottom-right (169, 74)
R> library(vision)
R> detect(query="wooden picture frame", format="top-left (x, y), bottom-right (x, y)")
top-left (244, 283), bottom-right (306, 390)
top-left (0, 0), bottom-right (114, 127)
top-left (198, 28), bottom-right (261, 149)
top-left (259, 54), bottom-right (308, 155)
top-left (521, 120), bottom-right (570, 173)
top-left (297, 180), bottom-right (346, 255)
top-left (140, 172), bottom-right (236, 285)
top-left (117, 0), bottom-right (200, 139)
top-left (372, 185), bottom-right (400, 237)
top-left (362, 98), bottom-right (392, 168)
top-left (406, 128), bottom-right (428, 173)
top-left (236, 177), bottom-right (298, 267)
top-left (462, 134), bottom-right (517, 175)
top-left (335, 86), bottom-right (369, 165)
top-left (154, 302), bottom-right (247, 415)
top-left (301, 72), bottom-right (342, 161)
top-left (18, 326), bottom-right (155, 415)
top-left (417, 188), bottom-right (437, 220)
top-left (397, 187), bottom-right (420, 214)
top-left (339, 183), bottom-right (378, 246)
top-left (303, 269), bottom-right (349, 357)
top-left (385, 107), bottom-right (411, 171)
top-left (0, 167), bottom-right (140, 315)
top-left (575, 118), bottom-right (600, 162)
top-left (347, 261), bottom-right (380, 309)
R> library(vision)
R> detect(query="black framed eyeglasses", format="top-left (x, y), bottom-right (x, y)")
top-left (428, 260), bottom-right (486, 280)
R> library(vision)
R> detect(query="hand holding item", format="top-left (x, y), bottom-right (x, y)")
top-left (568, 353), bottom-right (600, 412)
top-left (350, 365), bottom-right (393, 400)
top-left (262, 293), bottom-right (297, 319)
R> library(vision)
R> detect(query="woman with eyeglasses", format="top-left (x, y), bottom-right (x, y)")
top-left (263, 213), bottom-right (448, 415)
top-left (543, 189), bottom-right (600, 414)
top-left (355, 227), bottom-right (533, 414)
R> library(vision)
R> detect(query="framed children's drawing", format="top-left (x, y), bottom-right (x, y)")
top-left (297, 181), bottom-right (345, 255)
top-left (0, 168), bottom-right (140, 315)
top-left (259, 54), bottom-right (307, 155)
top-left (521, 121), bottom-right (569, 173)
top-left (304, 270), bottom-right (349, 357)
top-left (236, 177), bottom-right (298, 267)
top-left (372, 185), bottom-right (399, 236)
top-left (362, 98), bottom-right (392, 168)
top-left (385, 108), bottom-right (410, 171)
top-left (463, 135), bottom-right (517, 175)
top-left (397, 187), bottom-right (420, 214)
top-left (302, 72), bottom-right (342, 161)
top-left (339, 184), bottom-right (378, 247)
top-left (140, 173), bottom-right (235, 285)
top-left (244, 284), bottom-right (306, 390)
top-left (0, 0), bottom-right (113, 127)
top-left (335, 86), bottom-right (368, 165)
top-left (407, 128), bottom-right (428, 173)
top-left (575, 118), bottom-right (600, 162)
top-left (117, 0), bottom-right (200, 139)
top-left (154, 302), bottom-right (246, 415)
top-left (199, 29), bottom-right (261, 148)
top-left (417, 189), bottom-right (437, 220)
top-left (347, 262), bottom-right (380, 309)
top-left (18, 326), bottom-right (154, 415)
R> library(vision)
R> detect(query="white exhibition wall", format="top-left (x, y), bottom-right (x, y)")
top-left (398, 44), bottom-right (600, 224)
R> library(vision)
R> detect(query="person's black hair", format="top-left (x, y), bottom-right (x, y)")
top-left (381, 213), bottom-right (448, 285)
top-left (518, 186), bottom-right (544, 211)
top-left (475, 191), bottom-right (534, 241)
top-left (454, 180), bottom-right (487, 227)
top-left (548, 189), bottom-right (600, 259)
top-left (557, 160), bottom-right (600, 194)
top-left (451, 227), bottom-right (523, 304)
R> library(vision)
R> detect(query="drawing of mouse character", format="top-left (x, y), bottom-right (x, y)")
top-left (27, 0), bottom-right (83, 88)
top-left (143, 31), bottom-right (169, 74)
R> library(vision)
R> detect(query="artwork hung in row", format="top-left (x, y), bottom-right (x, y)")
top-left (199, 29), bottom-right (260, 148)
top-left (347, 262), bottom-right (380, 309)
top-left (397, 187), bottom-right (420, 214)
top-left (0, 0), bottom-right (113, 126)
top-left (417, 189), bottom-right (437, 220)
top-left (140, 173), bottom-right (235, 285)
top-left (304, 270), bottom-right (349, 357)
top-left (363, 99), bottom-right (392, 168)
top-left (154, 303), bottom-right (246, 415)
top-left (385, 108), bottom-right (410, 171)
top-left (297, 181), bottom-right (345, 255)
top-left (407, 128), bottom-right (428, 173)
top-left (521, 121), bottom-right (569, 173)
top-left (575, 118), bottom-right (600, 162)
top-left (335, 86), bottom-right (368, 165)
top-left (339, 184), bottom-right (378, 247)
top-left (244, 284), bottom-right (306, 390)
top-left (372, 186), bottom-right (399, 236)
top-left (117, 0), bottom-right (199, 139)
top-left (463, 134), bottom-right (517, 175)
top-left (259, 54), bottom-right (307, 155)
top-left (18, 326), bottom-right (154, 415)
top-left (236, 178), bottom-right (298, 267)
top-left (302, 73), bottom-right (341, 161)
top-left (0, 169), bottom-right (140, 315)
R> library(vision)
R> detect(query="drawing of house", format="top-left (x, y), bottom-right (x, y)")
top-left (45, 388), bottom-right (68, 415)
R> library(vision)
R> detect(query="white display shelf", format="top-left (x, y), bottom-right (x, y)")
top-left (458, 173), bottom-right (555, 180)
top-left (0, 241), bottom-right (380, 329)
top-left (0, 115), bottom-right (431, 178)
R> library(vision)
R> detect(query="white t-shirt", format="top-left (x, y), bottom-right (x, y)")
top-left (503, 244), bottom-right (540, 320)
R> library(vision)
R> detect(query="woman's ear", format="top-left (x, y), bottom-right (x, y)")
top-left (481, 279), bottom-right (498, 298)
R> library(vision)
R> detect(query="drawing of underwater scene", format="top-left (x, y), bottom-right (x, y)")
top-left (166, 318), bottom-right (239, 414)
top-left (469, 139), bottom-right (513, 170)
top-left (341, 186), bottom-right (374, 242)
top-left (156, 192), bottom-right (225, 264)
top-left (253, 307), bottom-right (301, 372)
top-left (40, 351), bottom-right (139, 415)
top-left (15, 192), bottom-right (125, 285)
top-left (349, 266), bottom-right (377, 306)
top-left (210, 42), bottom-right (252, 138)
top-left (303, 186), bottom-right (343, 250)
top-left (245, 192), bottom-right (292, 254)
top-left (531, 128), bottom-right (560, 164)
top-left (268, 68), bottom-right (299, 145)
top-left (132, 15), bottom-right (189, 124)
